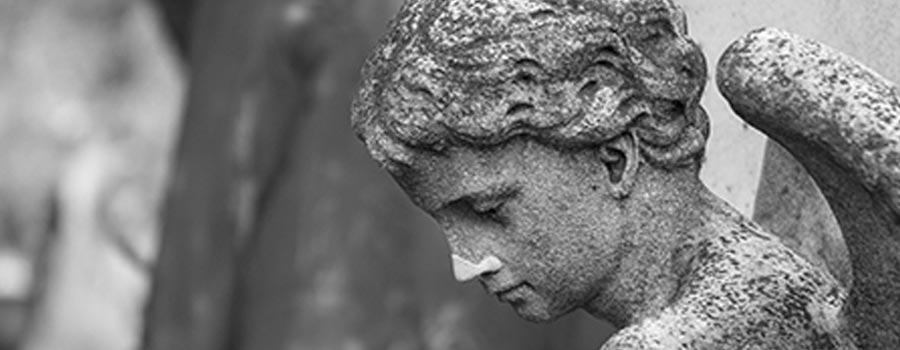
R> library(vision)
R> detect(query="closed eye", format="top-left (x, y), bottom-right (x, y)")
top-left (436, 198), bottom-right (509, 227)
top-left (439, 182), bottom-right (521, 226)
top-left (470, 199), bottom-right (508, 225)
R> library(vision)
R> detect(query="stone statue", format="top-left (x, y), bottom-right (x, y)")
top-left (351, 0), bottom-right (899, 348)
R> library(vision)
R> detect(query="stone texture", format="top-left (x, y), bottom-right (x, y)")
top-left (719, 27), bottom-right (900, 349)
top-left (753, 141), bottom-right (851, 289)
top-left (353, 1), bottom-right (862, 348)
top-left (353, 0), bottom-right (709, 172)
top-left (684, 0), bottom-right (900, 215)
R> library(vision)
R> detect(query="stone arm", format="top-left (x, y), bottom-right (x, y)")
top-left (717, 28), bottom-right (900, 348)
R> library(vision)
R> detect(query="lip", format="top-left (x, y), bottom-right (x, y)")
top-left (492, 284), bottom-right (519, 295)
top-left (478, 270), bottom-right (526, 300)
top-left (490, 282), bottom-right (527, 302)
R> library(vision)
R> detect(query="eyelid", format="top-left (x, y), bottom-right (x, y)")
top-left (470, 197), bottom-right (506, 213)
top-left (440, 182), bottom-right (521, 215)
top-left (467, 198), bottom-right (509, 226)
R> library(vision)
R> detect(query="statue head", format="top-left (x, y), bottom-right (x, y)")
top-left (352, 0), bottom-right (709, 322)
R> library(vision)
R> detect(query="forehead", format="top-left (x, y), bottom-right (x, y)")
top-left (398, 139), bottom-right (604, 212)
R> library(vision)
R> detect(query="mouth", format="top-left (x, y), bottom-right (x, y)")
top-left (490, 282), bottom-right (529, 303)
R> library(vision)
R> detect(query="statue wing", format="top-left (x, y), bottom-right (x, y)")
top-left (716, 27), bottom-right (900, 348)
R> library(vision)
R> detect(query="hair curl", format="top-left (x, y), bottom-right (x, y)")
top-left (352, 0), bottom-right (709, 173)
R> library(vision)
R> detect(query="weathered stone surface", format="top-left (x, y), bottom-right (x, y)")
top-left (353, 1), bottom-right (858, 349)
top-left (719, 27), bottom-right (900, 349)
top-left (754, 141), bottom-right (851, 289)
top-left (353, 0), bottom-right (709, 173)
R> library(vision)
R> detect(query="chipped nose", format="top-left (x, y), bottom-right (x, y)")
top-left (451, 254), bottom-right (503, 282)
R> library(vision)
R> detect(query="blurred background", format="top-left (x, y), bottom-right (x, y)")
top-left (0, 0), bottom-right (897, 349)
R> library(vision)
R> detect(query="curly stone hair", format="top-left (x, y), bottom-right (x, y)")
top-left (352, 0), bottom-right (709, 173)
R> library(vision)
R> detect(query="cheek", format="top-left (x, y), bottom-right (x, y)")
top-left (501, 218), bottom-right (556, 263)
top-left (504, 199), bottom-right (581, 256)
top-left (519, 199), bottom-right (613, 280)
top-left (509, 224), bottom-right (584, 278)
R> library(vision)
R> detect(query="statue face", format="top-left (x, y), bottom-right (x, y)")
top-left (353, 0), bottom-right (709, 324)
top-left (400, 139), bottom-right (627, 322)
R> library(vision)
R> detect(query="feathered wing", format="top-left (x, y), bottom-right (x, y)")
top-left (717, 28), bottom-right (900, 348)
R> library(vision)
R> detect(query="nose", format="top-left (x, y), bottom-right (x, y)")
top-left (451, 254), bottom-right (503, 282)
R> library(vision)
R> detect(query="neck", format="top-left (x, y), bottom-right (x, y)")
top-left (583, 167), bottom-right (731, 328)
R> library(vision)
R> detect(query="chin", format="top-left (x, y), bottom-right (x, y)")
top-left (511, 302), bottom-right (563, 323)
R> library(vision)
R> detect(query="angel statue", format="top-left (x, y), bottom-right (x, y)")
top-left (351, 0), bottom-right (900, 348)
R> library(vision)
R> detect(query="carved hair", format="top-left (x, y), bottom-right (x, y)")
top-left (352, 0), bottom-right (709, 172)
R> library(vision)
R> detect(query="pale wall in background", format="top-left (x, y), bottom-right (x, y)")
top-left (682, 0), bottom-right (900, 215)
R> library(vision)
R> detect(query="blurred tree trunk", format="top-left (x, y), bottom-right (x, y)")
top-left (144, 1), bottom-right (612, 349)
top-left (151, 0), bottom-right (194, 59)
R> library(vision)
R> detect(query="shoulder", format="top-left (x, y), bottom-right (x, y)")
top-left (601, 221), bottom-right (855, 349)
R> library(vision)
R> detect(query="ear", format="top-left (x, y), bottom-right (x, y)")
top-left (599, 132), bottom-right (640, 199)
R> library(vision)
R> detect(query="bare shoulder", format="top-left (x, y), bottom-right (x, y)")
top-left (601, 220), bottom-right (856, 350)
